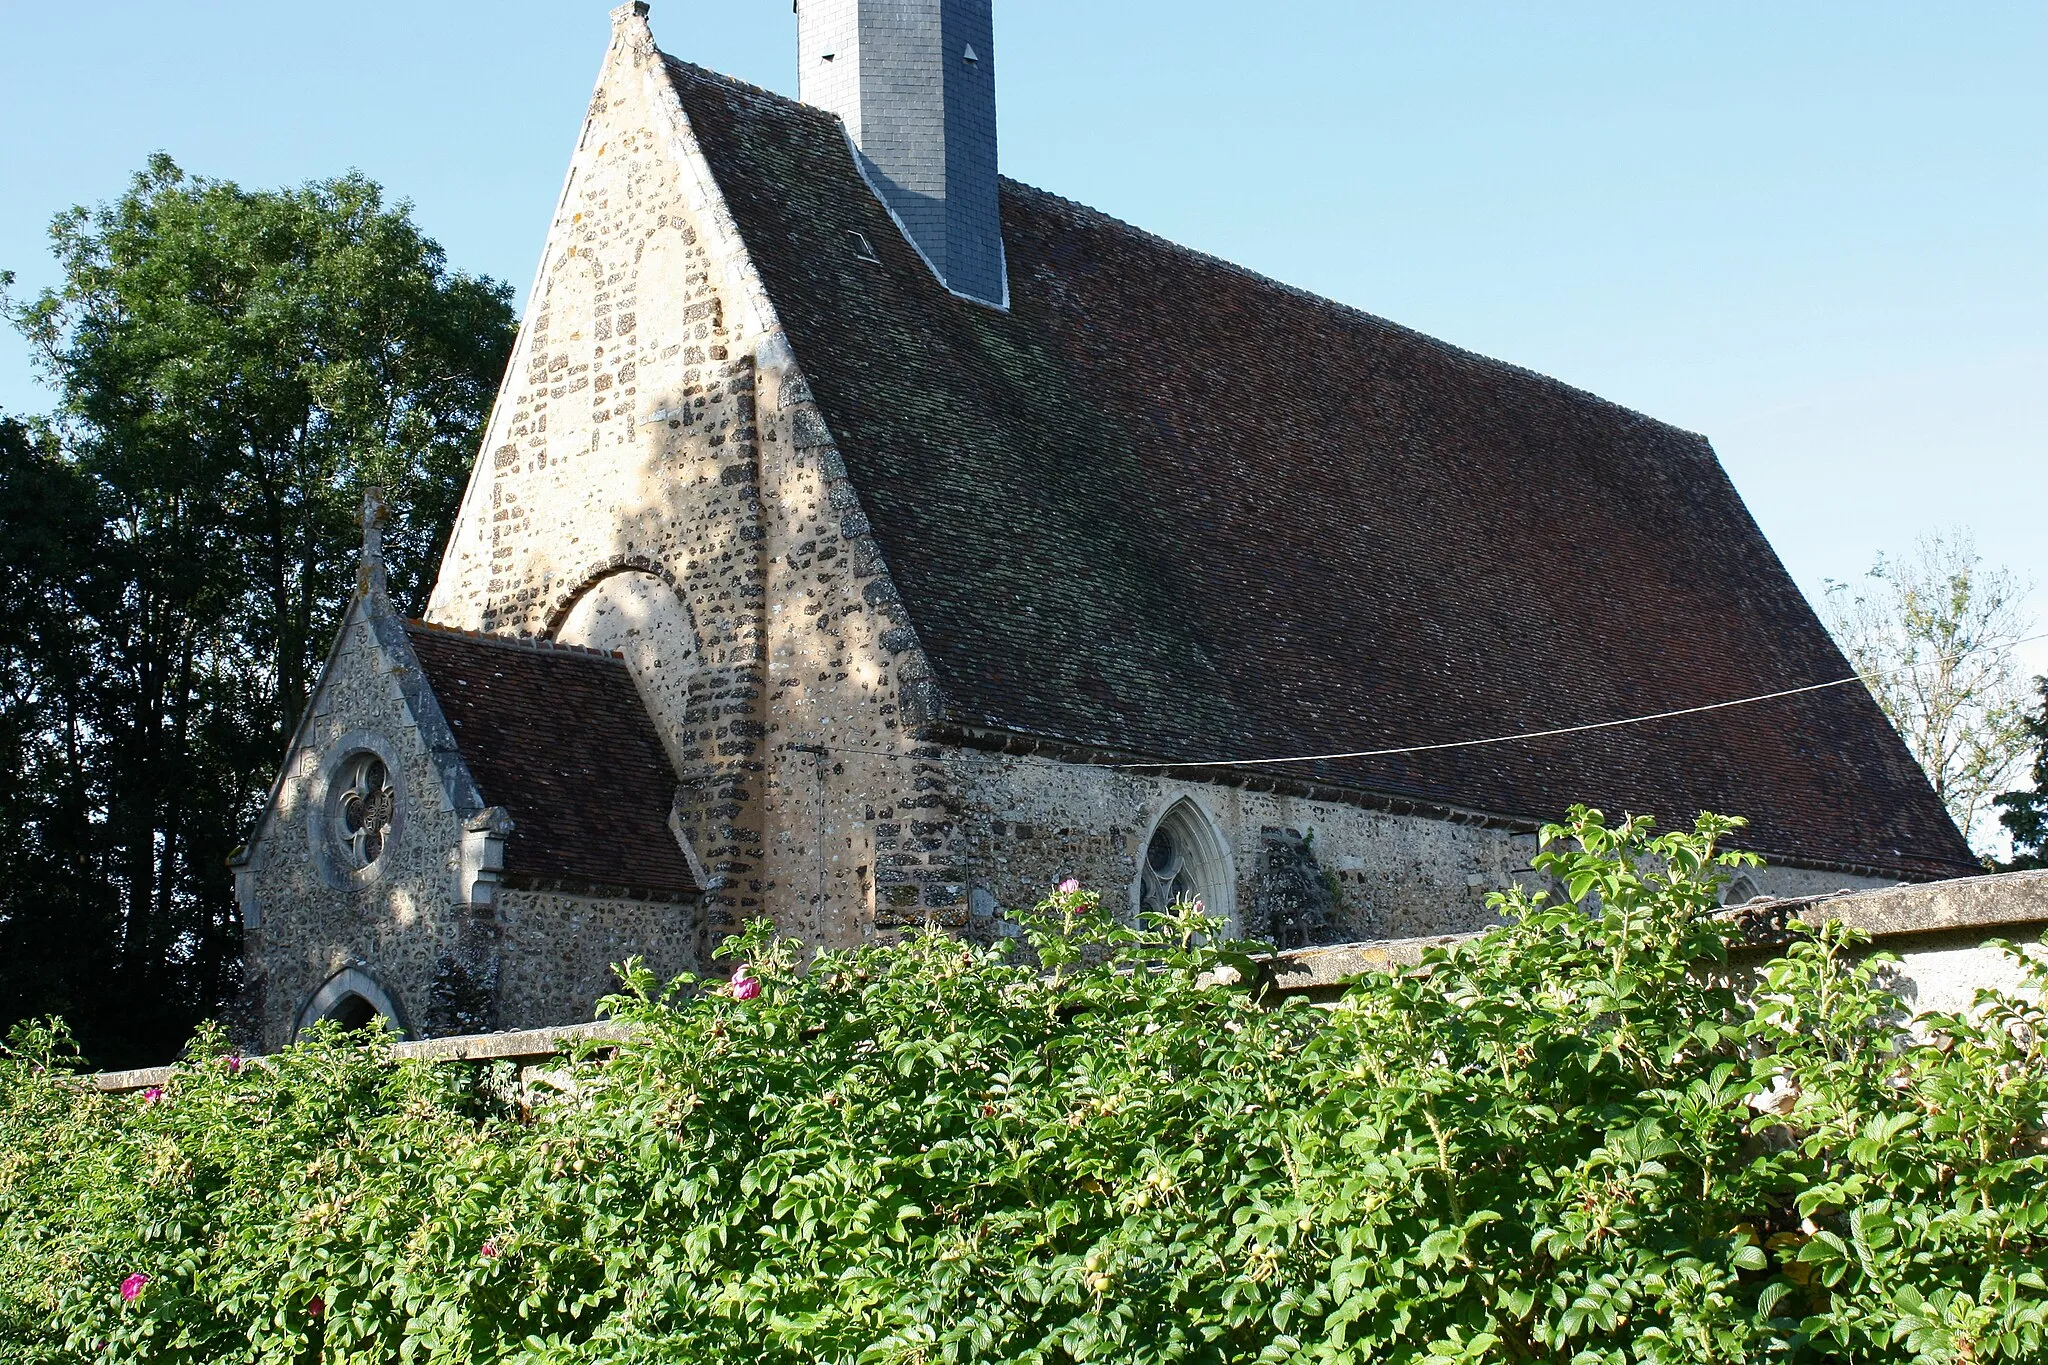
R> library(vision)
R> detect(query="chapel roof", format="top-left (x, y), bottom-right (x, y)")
top-left (661, 57), bottom-right (1977, 881)
top-left (406, 623), bottom-right (700, 901)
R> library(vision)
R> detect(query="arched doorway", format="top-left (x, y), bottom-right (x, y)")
top-left (323, 993), bottom-right (383, 1032)
top-left (296, 968), bottom-right (406, 1041)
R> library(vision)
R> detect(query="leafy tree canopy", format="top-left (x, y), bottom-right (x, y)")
top-left (1822, 529), bottom-right (2035, 860)
top-left (5, 809), bottom-right (2045, 1363)
top-left (0, 155), bottom-right (515, 1066)
top-left (1997, 681), bottom-right (2048, 871)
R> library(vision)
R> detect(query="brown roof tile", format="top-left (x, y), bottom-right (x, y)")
top-left (405, 624), bottom-right (699, 900)
top-left (664, 59), bottom-right (1976, 881)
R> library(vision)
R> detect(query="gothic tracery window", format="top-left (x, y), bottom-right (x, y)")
top-left (333, 752), bottom-right (395, 869)
top-left (1138, 800), bottom-right (1233, 928)
top-left (1141, 821), bottom-right (1199, 913)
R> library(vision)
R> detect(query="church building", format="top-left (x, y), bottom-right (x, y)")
top-left (232, 1), bottom-right (1976, 1049)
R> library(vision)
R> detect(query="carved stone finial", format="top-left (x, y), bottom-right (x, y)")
top-left (611, 1), bottom-right (650, 23)
top-left (359, 486), bottom-right (389, 598)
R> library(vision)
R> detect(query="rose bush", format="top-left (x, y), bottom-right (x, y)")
top-left (2, 808), bottom-right (2044, 1363)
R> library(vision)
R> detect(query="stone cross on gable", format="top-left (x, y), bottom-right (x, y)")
top-left (359, 487), bottom-right (389, 599)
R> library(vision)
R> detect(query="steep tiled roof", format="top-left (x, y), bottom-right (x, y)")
top-left (663, 59), bottom-right (1977, 881)
top-left (405, 624), bottom-right (699, 900)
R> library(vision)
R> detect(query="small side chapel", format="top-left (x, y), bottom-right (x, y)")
top-left (233, 1), bottom-right (1974, 1049)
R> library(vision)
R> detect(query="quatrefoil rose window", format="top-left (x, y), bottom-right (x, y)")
top-left (331, 752), bottom-right (395, 870)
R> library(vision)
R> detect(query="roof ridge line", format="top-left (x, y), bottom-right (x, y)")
top-left (995, 178), bottom-right (1711, 449)
top-left (406, 619), bottom-right (626, 663)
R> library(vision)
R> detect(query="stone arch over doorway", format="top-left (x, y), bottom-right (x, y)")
top-left (548, 561), bottom-right (702, 770)
top-left (295, 967), bottom-right (406, 1041)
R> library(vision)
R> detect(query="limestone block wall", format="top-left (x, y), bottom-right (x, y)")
top-left (240, 608), bottom-right (482, 1052)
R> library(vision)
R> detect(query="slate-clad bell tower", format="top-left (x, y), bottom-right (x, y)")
top-left (797, 0), bottom-right (1007, 307)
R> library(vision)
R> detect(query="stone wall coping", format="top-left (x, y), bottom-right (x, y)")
top-left (88, 1022), bottom-right (636, 1095)
top-left (1265, 936), bottom-right (1472, 991)
top-left (1265, 868), bottom-right (2048, 992)
top-left (1788, 868), bottom-right (2048, 939)
top-left (83, 871), bottom-right (2048, 1092)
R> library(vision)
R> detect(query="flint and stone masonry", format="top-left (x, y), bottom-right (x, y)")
top-left (234, 588), bottom-right (702, 1051)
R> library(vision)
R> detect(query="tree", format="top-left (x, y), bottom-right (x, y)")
top-left (0, 416), bottom-right (122, 1049)
top-left (1822, 529), bottom-right (2035, 861)
top-left (1996, 681), bottom-right (2048, 870)
top-left (0, 156), bottom-right (515, 1067)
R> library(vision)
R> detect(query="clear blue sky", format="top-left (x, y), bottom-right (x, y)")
top-left (3, 1), bottom-right (2042, 670)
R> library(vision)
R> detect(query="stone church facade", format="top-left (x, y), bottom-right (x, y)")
top-left (234, 1), bottom-right (1977, 1050)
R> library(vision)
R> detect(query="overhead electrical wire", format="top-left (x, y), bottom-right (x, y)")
top-left (794, 630), bottom-right (2047, 770)
top-left (1111, 629), bottom-right (2048, 771)
top-left (1112, 677), bottom-right (1865, 770)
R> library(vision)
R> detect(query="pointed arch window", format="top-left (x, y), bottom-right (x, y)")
top-left (1138, 799), bottom-right (1235, 930)
top-left (1721, 875), bottom-right (1765, 907)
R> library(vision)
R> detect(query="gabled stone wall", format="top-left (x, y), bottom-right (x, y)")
top-left (429, 15), bottom-right (777, 935)
top-left (239, 589), bottom-right (706, 1051)
top-left (238, 599), bottom-right (482, 1051)
top-left (422, 10), bottom-right (973, 954)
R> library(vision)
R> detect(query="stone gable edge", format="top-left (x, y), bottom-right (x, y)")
top-left (232, 582), bottom-right (488, 877)
top-left (629, 7), bottom-right (952, 726)
top-left (424, 6), bottom-right (952, 735)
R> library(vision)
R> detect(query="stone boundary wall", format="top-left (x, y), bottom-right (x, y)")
top-left (88, 1023), bottom-right (631, 1095)
top-left (1271, 868), bottom-right (2048, 1005)
top-left (90, 870), bottom-right (2047, 1094)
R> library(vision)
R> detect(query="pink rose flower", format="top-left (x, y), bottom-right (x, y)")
top-left (1057, 878), bottom-right (1081, 894)
top-left (119, 1273), bottom-right (149, 1302)
top-left (308, 1295), bottom-right (325, 1320)
top-left (140, 1087), bottom-right (164, 1105)
top-left (224, 1054), bottom-right (243, 1074)
top-left (481, 1238), bottom-right (501, 1260)
top-left (731, 968), bottom-right (762, 1002)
